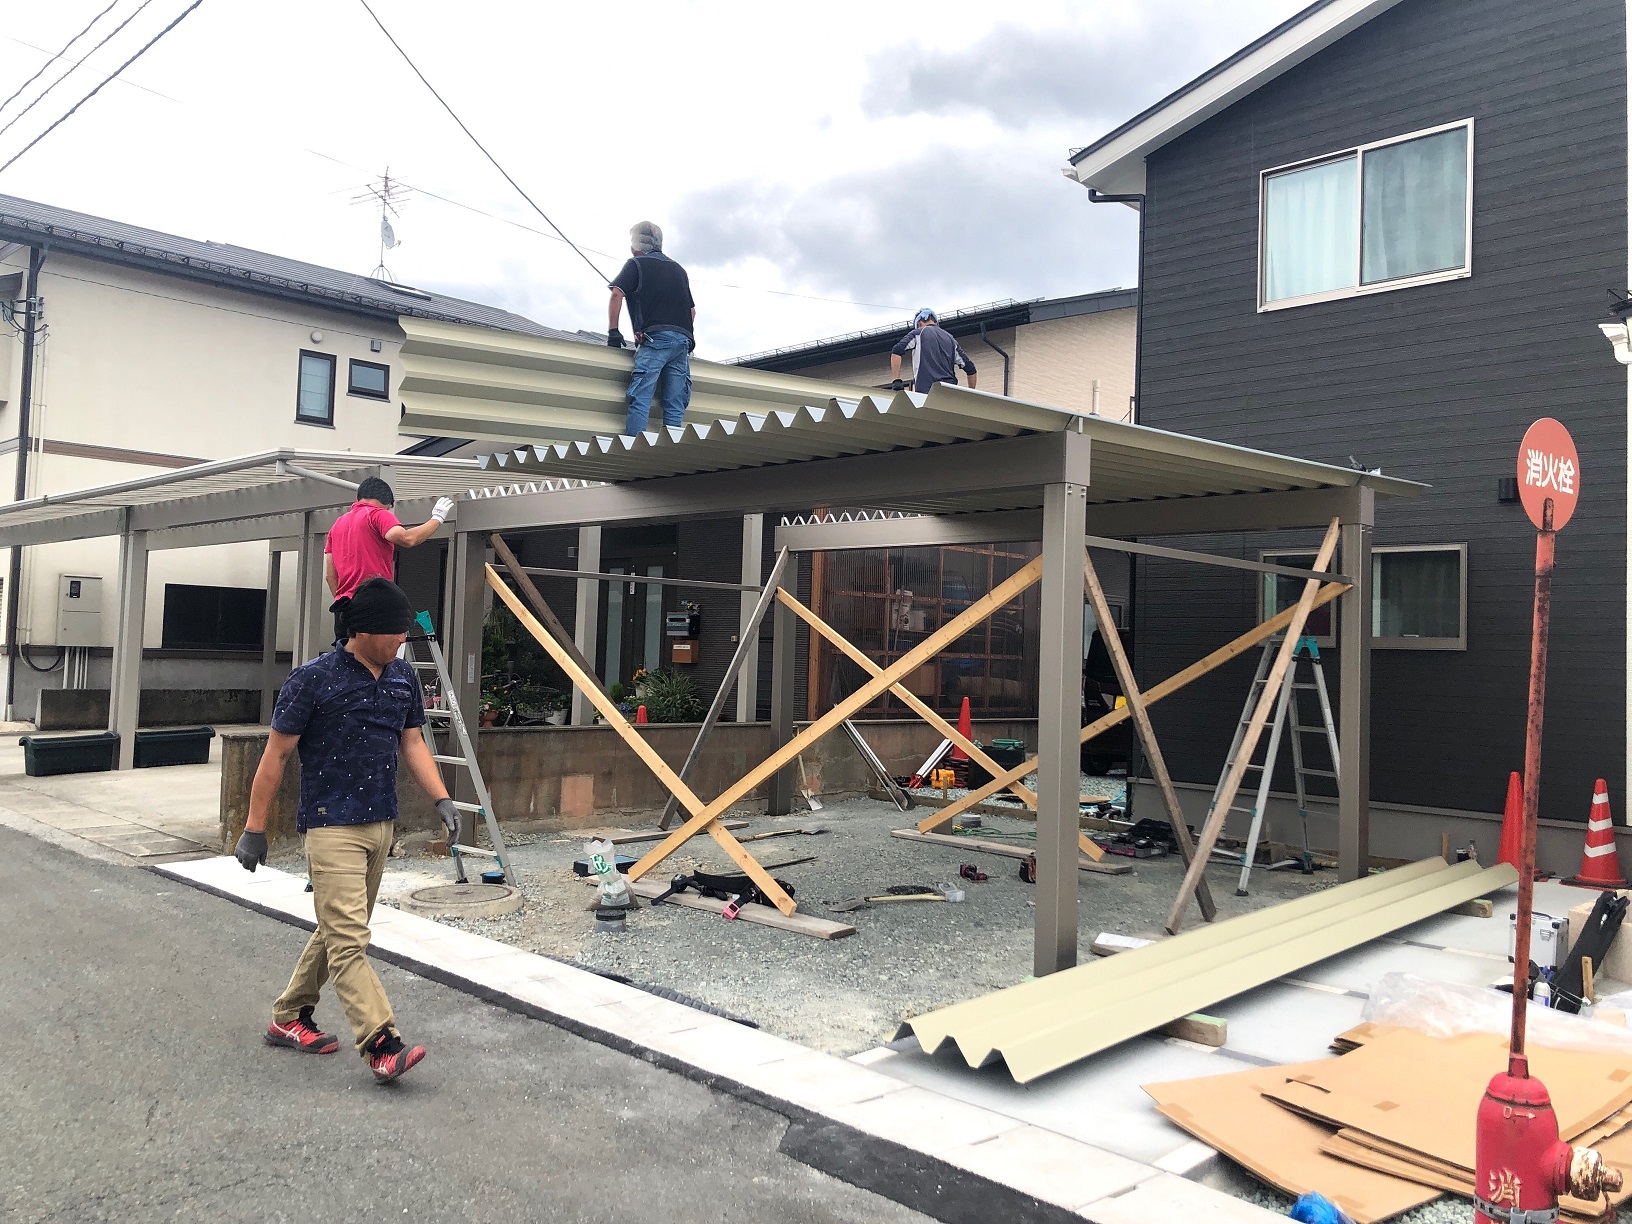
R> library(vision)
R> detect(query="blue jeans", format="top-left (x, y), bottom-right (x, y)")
top-left (623, 330), bottom-right (692, 434)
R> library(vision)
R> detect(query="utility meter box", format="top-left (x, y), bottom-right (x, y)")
top-left (56, 575), bottom-right (102, 647)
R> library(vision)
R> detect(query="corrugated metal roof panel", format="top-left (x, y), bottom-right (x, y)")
top-left (898, 858), bottom-right (1516, 1083)
top-left (398, 317), bottom-right (882, 445)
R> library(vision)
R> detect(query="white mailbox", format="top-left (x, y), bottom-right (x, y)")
top-left (56, 575), bottom-right (102, 647)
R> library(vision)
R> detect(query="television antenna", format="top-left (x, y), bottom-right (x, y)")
top-left (351, 168), bottom-right (413, 281)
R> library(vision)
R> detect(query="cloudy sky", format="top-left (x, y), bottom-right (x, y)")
top-left (0, 0), bottom-right (1307, 359)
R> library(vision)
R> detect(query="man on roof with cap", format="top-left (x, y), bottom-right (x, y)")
top-left (607, 221), bottom-right (696, 436)
top-left (889, 308), bottom-right (978, 394)
top-left (325, 476), bottom-right (455, 642)
top-left (233, 577), bottom-right (461, 1083)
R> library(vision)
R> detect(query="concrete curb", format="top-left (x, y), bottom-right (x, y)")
top-left (152, 856), bottom-right (1280, 1224)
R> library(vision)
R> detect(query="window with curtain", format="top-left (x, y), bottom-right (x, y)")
top-left (1261, 121), bottom-right (1471, 308)
top-left (1372, 545), bottom-right (1465, 649)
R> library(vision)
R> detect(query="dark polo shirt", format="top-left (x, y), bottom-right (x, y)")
top-left (271, 645), bottom-right (425, 834)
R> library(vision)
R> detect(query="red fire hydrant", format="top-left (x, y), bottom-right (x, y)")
top-left (1476, 1053), bottom-right (1622, 1222)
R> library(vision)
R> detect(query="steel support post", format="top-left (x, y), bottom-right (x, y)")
top-left (447, 530), bottom-right (488, 846)
top-left (768, 560), bottom-right (800, 817)
top-left (736, 513), bottom-right (764, 723)
top-left (571, 525), bottom-right (602, 726)
top-left (1036, 482), bottom-right (1087, 976)
top-left (1337, 491), bottom-right (1374, 882)
top-left (109, 527), bottom-right (149, 770)
top-left (259, 547), bottom-right (283, 723)
top-left (293, 513), bottom-right (326, 663)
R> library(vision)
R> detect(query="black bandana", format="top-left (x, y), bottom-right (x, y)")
top-left (346, 578), bottom-right (412, 636)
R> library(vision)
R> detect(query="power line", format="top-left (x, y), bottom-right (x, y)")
top-left (0, 0), bottom-right (162, 145)
top-left (0, 1), bottom-right (121, 117)
top-left (355, 0), bottom-right (610, 286)
top-left (0, 0), bottom-right (205, 176)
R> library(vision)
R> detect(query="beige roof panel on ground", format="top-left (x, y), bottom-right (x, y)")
top-left (397, 317), bottom-right (879, 445)
top-left (898, 858), bottom-right (1516, 1083)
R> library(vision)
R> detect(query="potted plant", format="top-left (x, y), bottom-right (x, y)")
top-left (636, 669), bottom-right (704, 723)
top-left (546, 690), bottom-right (569, 725)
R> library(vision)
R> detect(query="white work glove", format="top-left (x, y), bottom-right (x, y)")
top-left (430, 496), bottom-right (455, 523)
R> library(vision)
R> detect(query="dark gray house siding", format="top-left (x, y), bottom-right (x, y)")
top-left (1131, 0), bottom-right (1627, 824)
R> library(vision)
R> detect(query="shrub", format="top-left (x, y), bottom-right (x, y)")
top-left (636, 669), bottom-right (703, 723)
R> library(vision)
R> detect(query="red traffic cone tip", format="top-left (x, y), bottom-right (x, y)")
top-left (635, 704), bottom-right (649, 725)
top-left (950, 697), bottom-right (973, 762)
top-left (1497, 771), bottom-right (1523, 869)
top-left (1565, 778), bottom-right (1627, 890)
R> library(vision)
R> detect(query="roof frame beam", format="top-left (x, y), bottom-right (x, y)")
top-left (457, 431), bottom-right (1091, 534)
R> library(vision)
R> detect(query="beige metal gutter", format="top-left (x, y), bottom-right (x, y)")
top-left (899, 857), bottom-right (1516, 1083)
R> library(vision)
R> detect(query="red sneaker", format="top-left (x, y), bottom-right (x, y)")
top-left (265, 1007), bottom-right (340, 1054)
top-left (366, 1031), bottom-right (426, 1083)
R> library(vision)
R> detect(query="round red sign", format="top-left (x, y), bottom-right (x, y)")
top-left (1517, 418), bottom-right (1580, 531)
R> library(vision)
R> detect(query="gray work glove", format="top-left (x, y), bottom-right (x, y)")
top-left (606, 328), bottom-right (626, 349)
top-left (435, 798), bottom-right (461, 844)
top-left (234, 829), bottom-right (268, 872)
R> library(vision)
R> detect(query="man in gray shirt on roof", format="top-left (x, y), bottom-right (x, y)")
top-left (890, 308), bottom-right (978, 393)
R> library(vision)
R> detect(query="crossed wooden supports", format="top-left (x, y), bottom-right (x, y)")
top-left (485, 519), bottom-right (1347, 932)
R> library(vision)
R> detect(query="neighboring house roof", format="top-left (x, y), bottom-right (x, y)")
top-left (732, 288), bottom-right (1139, 373)
top-left (1065, 0), bottom-right (1406, 196)
top-left (0, 193), bottom-right (580, 340)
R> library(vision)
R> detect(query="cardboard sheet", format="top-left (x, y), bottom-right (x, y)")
top-left (1261, 1029), bottom-right (1632, 1171)
top-left (1144, 1062), bottom-right (1441, 1224)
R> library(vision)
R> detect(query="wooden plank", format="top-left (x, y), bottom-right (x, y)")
top-left (890, 827), bottom-right (1132, 875)
top-left (484, 564), bottom-right (798, 916)
top-left (778, 588), bottom-right (1037, 809)
top-left (1083, 548), bottom-right (1214, 919)
top-left (628, 556), bottom-right (1045, 883)
top-left (918, 578), bottom-right (1350, 833)
top-left (577, 821), bottom-right (749, 845)
top-left (1448, 898), bottom-right (1494, 918)
top-left (1091, 931), bottom-right (1156, 957)
top-left (1159, 1013), bottom-right (1227, 1047)
top-left (658, 548), bottom-right (790, 829)
top-left (1165, 517), bottom-right (1342, 936)
top-left (489, 533), bottom-right (609, 697)
top-left (619, 875), bottom-right (856, 939)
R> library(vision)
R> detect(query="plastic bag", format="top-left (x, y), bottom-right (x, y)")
top-left (1361, 973), bottom-right (1632, 1053)
top-left (1289, 1192), bottom-right (1355, 1223)
top-left (585, 838), bottom-right (630, 908)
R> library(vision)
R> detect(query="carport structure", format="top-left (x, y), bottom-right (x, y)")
top-left (0, 450), bottom-right (479, 767)
top-left (442, 375), bottom-right (1423, 975)
top-left (0, 376), bottom-right (1423, 976)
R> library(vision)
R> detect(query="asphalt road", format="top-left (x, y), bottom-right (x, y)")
top-left (0, 826), bottom-right (929, 1223)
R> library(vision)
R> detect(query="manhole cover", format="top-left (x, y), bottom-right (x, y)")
top-left (398, 883), bottom-right (523, 919)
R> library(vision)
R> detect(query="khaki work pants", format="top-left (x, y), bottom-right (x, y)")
top-left (272, 820), bottom-right (396, 1054)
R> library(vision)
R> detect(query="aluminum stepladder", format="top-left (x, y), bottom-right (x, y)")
top-left (1206, 635), bottom-right (1341, 895)
top-left (406, 610), bottom-right (518, 886)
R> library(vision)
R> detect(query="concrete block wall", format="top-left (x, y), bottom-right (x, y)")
top-left (221, 718), bottom-right (1038, 848)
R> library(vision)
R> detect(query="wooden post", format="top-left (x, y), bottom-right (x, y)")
top-left (628, 556), bottom-right (1045, 883)
top-left (486, 564), bottom-right (797, 915)
top-left (919, 579), bottom-right (1349, 832)
top-left (657, 548), bottom-right (790, 829)
top-left (1163, 518), bottom-right (1342, 935)
top-left (1082, 548), bottom-right (1216, 922)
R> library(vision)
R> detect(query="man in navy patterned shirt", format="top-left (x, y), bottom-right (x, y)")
top-left (233, 578), bottom-right (461, 1083)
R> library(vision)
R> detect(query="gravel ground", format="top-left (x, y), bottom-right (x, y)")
top-left (270, 792), bottom-right (1335, 1055)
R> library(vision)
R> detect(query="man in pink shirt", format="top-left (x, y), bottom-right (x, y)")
top-left (325, 477), bottom-right (455, 641)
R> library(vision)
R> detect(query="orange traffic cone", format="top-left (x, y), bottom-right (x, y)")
top-left (1496, 771), bottom-right (1522, 869)
top-left (950, 697), bottom-right (973, 762)
top-left (635, 704), bottom-right (648, 725)
top-left (1565, 779), bottom-right (1627, 889)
